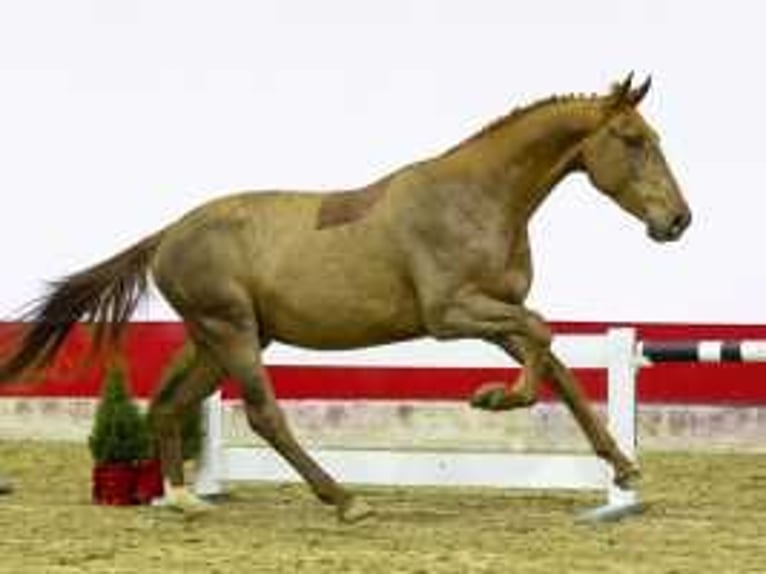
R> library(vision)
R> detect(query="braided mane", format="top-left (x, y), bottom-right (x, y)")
top-left (441, 91), bottom-right (607, 158)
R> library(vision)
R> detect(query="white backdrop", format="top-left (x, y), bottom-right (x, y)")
top-left (0, 1), bottom-right (763, 324)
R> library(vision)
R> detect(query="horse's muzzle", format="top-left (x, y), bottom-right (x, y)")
top-left (648, 211), bottom-right (692, 242)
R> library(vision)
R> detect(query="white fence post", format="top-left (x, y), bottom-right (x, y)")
top-left (607, 327), bottom-right (639, 503)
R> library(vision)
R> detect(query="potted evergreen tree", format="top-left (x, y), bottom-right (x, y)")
top-left (89, 363), bottom-right (150, 505)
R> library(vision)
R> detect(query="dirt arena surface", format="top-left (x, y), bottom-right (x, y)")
top-left (0, 441), bottom-right (764, 573)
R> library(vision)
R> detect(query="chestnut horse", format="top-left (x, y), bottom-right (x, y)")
top-left (0, 75), bottom-right (690, 521)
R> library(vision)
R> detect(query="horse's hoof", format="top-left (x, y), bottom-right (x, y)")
top-left (337, 497), bottom-right (375, 524)
top-left (155, 486), bottom-right (214, 515)
top-left (614, 464), bottom-right (641, 489)
top-left (470, 383), bottom-right (511, 410)
top-left (471, 383), bottom-right (534, 411)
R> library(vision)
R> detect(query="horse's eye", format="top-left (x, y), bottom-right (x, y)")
top-left (623, 134), bottom-right (646, 149)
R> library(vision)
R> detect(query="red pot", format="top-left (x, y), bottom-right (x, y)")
top-left (92, 462), bottom-right (137, 506)
top-left (134, 458), bottom-right (164, 505)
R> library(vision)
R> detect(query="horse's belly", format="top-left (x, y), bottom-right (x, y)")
top-left (259, 263), bottom-right (422, 349)
top-left (264, 288), bottom-right (422, 349)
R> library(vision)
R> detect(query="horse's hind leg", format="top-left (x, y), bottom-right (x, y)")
top-left (189, 312), bottom-right (373, 523)
top-left (148, 342), bottom-right (222, 510)
top-left (241, 366), bottom-right (373, 523)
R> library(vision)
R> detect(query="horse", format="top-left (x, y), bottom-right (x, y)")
top-left (0, 74), bottom-right (691, 521)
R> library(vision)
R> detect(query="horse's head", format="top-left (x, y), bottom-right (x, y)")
top-left (579, 74), bottom-right (691, 242)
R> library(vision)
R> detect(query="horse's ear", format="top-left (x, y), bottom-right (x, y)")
top-left (610, 72), bottom-right (634, 106)
top-left (627, 75), bottom-right (652, 107)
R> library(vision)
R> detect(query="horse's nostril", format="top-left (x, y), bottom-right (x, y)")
top-left (672, 212), bottom-right (691, 231)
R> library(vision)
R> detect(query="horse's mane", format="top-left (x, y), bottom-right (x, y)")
top-left (441, 90), bottom-right (608, 158)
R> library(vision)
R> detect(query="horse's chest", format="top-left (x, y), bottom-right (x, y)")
top-left (488, 239), bottom-right (533, 304)
top-left (500, 264), bottom-right (532, 303)
top-left (453, 234), bottom-right (532, 304)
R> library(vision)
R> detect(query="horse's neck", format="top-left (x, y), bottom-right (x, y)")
top-left (436, 100), bottom-right (605, 221)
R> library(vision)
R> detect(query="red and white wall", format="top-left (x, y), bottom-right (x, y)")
top-left (2, 322), bottom-right (766, 452)
top-left (1, 2), bottom-right (766, 447)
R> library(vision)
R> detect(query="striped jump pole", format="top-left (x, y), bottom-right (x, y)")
top-left (639, 339), bottom-right (766, 364)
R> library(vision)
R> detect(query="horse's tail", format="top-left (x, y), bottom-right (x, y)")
top-left (0, 232), bottom-right (164, 383)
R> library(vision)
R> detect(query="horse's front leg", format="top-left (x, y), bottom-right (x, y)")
top-left (470, 329), bottom-right (550, 411)
top-left (426, 295), bottom-right (551, 410)
top-left (543, 354), bottom-right (639, 488)
top-left (479, 341), bottom-right (638, 486)
top-left (425, 295), bottom-right (638, 488)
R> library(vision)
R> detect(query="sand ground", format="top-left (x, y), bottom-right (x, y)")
top-left (0, 441), bottom-right (765, 573)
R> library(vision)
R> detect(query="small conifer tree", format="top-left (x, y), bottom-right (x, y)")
top-left (89, 365), bottom-right (150, 464)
